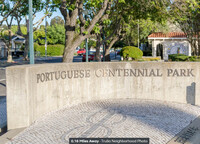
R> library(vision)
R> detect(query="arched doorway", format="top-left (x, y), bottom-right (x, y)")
top-left (156, 44), bottom-right (163, 59)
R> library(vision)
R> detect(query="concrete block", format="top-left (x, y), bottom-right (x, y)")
top-left (6, 62), bottom-right (200, 130)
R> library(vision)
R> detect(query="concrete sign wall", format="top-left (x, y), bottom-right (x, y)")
top-left (6, 62), bottom-right (200, 130)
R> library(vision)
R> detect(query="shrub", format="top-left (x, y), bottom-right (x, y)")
top-left (34, 43), bottom-right (64, 56)
top-left (188, 56), bottom-right (196, 61)
top-left (168, 54), bottom-right (188, 61)
top-left (120, 46), bottom-right (143, 60)
top-left (169, 54), bottom-right (200, 62)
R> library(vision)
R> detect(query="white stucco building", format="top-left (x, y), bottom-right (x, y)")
top-left (148, 32), bottom-right (191, 60)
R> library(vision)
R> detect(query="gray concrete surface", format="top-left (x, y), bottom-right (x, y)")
top-left (4, 99), bottom-right (200, 144)
top-left (0, 128), bottom-right (25, 144)
top-left (6, 62), bottom-right (200, 130)
top-left (0, 97), bottom-right (7, 129)
top-left (0, 54), bottom-right (121, 130)
top-left (167, 116), bottom-right (200, 144)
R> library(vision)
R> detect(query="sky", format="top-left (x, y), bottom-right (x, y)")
top-left (2, 8), bottom-right (63, 26)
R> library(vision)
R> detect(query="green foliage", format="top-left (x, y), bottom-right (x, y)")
top-left (47, 24), bottom-right (65, 45)
top-left (113, 41), bottom-right (126, 48)
top-left (11, 25), bottom-right (27, 35)
top-left (34, 29), bottom-right (45, 45)
top-left (120, 46), bottom-right (143, 60)
top-left (79, 39), bottom-right (96, 49)
top-left (124, 18), bottom-right (168, 46)
top-left (93, 24), bottom-right (100, 34)
top-left (83, 31), bottom-right (88, 35)
top-left (88, 39), bottom-right (96, 48)
top-left (168, 54), bottom-right (188, 61)
top-left (34, 43), bottom-right (64, 56)
top-left (34, 24), bottom-right (65, 45)
top-left (50, 16), bottom-right (64, 26)
top-left (168, 54), bottom-right (200, 62)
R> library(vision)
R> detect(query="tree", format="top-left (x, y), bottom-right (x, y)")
top-left (0, 0), bottom-right (23, 25)
top-left (47, 24), bottom-right (65, 44)
top-left (123, 19), bottom-right (169, 46)
top-left (0, 0), bottom-right (23, 62)
top-left (50, 16), bottom-right (64, 26)
top-left (52, 0), bottom-right (170, 62)
top-left (55, 0), bottom-right (113, 62)
top-left (34, 24), bottom-right (65, 45)
top-left (13, 0), bottom-right (54, 60)
top-left (169, 0), bottom-right (200, 56)
top-left (95, 0), bottom-right (170, 61)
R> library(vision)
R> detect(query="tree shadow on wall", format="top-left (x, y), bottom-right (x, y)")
top-left (186, 82), bottom-right (196, 105)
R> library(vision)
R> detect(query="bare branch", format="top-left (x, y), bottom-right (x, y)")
top-left (0, 1), bottom-right (22, 25)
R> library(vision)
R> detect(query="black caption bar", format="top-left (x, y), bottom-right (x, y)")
top-left (69, 138), bottom-right (149, 144)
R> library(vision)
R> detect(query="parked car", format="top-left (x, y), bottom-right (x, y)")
top-left (77, 49), bottom-right (86, 55)
top-left (82, 51), bottom-right (103, 62)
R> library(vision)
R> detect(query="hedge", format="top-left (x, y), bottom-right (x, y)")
top-left (34, 43), bottom-right (64, 56)
top-left (168, 54), bottom-right (200, 62)
top-left (120, 46), bottom-right (143, 60)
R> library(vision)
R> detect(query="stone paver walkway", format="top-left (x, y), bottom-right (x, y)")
top-left (5, 99), bottom-right (200, 144)
top-left (0, 97), bottom-right (7, 129)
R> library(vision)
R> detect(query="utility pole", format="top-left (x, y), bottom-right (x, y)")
top-left (29, 0), bottom-right (34, 64)
top-left (45, 5), bottom-right (47, 58)
top-left (85, 38), bottom-right (88, 62)
top-left (102, 27), bottom-right (105, 62)
top-left (138, 19), bottom-right (140, 49)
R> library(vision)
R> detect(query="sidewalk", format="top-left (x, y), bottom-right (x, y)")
top-left (2, 99), bottom-right (200, 144)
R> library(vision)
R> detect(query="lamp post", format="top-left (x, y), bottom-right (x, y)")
top-left (29, 0), bottom-right (34, 64)
top-left (83, 10), bottom-right (89, 62)
top-left (85, 38), bottom-right (88, 62)
top-left (138, 19), bottom-right (140, 49)
top-left (45, 14), bottom-right (47, 57)
top-left (102, 27), bottom-right (105, 62)
top-left (45, 1), bottom-right (48, 58)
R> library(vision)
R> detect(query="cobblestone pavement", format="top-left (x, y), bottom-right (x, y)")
top-left (0, 97), bottom-right (7, 128)
top-left (5, 99), bottom-right (200, 144)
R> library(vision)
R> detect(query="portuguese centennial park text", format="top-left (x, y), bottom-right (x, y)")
top-left (36, 68), bottom-right (195, 83)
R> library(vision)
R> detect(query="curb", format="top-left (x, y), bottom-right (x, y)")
top-left (167, 116), bottom-right (200, 144)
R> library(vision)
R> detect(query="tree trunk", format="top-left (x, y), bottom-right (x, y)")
top-left (62, 30), bottom-right (86, 63)
top-left (95, 34), bottom-right (101, 62)
top-left (63, 45), bottom-right (75, 63)
top-left (105, 43), bottom-right (110, 61)
top-left (23, 19), bottom-right (29, 61)
top-left (24, 35), bottom-right (29, 60)
top-left (7, 29), bottom-right (13, 62)
top-left (105, 36), bottom-right (119, 61)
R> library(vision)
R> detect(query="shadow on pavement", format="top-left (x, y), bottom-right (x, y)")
top-left (101, 100), bottom-right (198, 136)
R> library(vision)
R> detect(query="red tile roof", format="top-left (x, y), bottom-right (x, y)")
top-left (148, 32), bottom-right (186, 38)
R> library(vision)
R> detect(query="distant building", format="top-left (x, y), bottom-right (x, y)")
top-left (11, 35), bottom-right (25, 52)
top-left (148, 32), bottom-right (191, 60)
top-left (0, 39), bottom-right (6, 58)
top-left (0, 35), bottom-right (25, 58)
